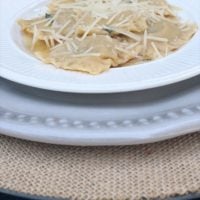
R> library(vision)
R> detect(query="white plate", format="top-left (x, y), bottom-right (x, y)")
top-left (0, 0), bottom-right (200, 93)
top-left (0, 76), bottom-right (200, 146)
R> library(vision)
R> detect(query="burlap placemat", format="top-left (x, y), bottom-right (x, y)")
top-left (0, 133), bottom-right (200, 200)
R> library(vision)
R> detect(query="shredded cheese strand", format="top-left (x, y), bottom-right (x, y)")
top-left (151, 42), bottom-right (162, 58)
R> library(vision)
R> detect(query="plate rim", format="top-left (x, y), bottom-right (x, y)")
top-left (0, 75), bottom-right (200, 145)
top-left (1, 105), bottom-right (200, 145)
top-left (1, 65), bottom-right (200, 93)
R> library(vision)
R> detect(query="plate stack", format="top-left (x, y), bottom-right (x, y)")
top-left (0, 0), bottom-right (200, 146)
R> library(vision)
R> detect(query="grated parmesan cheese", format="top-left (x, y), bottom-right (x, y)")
top-left (143, 30), bottom-right (148, 50)
top-left (80, 17), bottom-right (102, 41)
top-left (57, 20), bottom-right (71, 34)
top-left (18, 0), bottom-right (197, 75)
top-left (31, 25), bottom-right (39, 50)
top-left (72, 53), bottom-right (101, 57)
top-left (151, 42), bottom-right (162, 58)
top-left (147, 36), bottom-right (168, 42)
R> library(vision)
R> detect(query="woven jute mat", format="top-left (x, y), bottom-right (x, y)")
top-left (0, 133), bottom-right (200, 200)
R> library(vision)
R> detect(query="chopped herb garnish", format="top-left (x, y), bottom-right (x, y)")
top-left (50, 20), bottom-right (54, 26)
top-left (45, 13), bottom-right (54, 26)
top-left (103, 27), bottom-right (114, 34)
top-left (45, 13), bottom-right (52, 19)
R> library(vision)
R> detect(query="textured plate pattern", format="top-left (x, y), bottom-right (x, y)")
top-left (0, 0), bottom-right (200, 93)
top-left (1, 105), bottom-right (200, 129)
top-left (0, 77), bottom-right (200, 145)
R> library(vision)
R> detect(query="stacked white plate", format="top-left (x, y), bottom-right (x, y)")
top-left (0, 0), bottom-right (200, 145)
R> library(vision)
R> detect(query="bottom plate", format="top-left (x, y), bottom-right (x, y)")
top-left (0, 76), bottom-right (200, 146)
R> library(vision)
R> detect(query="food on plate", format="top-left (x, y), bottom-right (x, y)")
top-left (18, 0), bottom-right (198, 74)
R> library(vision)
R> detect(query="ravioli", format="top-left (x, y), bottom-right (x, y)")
top-left (18, 0), bottom-right (198, 74)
